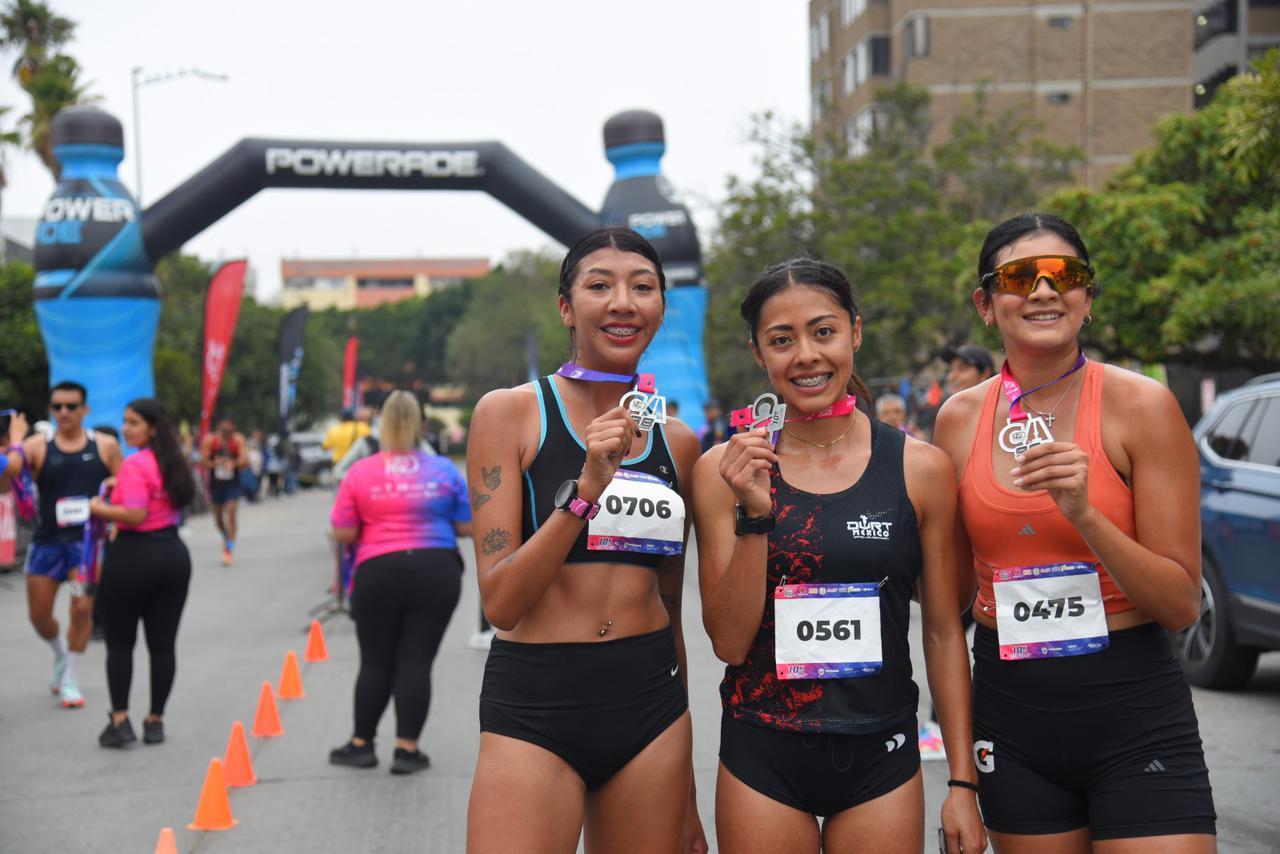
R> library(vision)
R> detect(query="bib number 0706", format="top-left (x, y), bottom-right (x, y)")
top-left (796, 619), bottom-right (861, 642)
top-left (1013, 596), bottom-right (1085, 622)
top-left (603, 495), bottom-right (672, 518)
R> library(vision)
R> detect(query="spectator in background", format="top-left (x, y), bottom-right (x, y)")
top-left (875, 393), bottom-right (920, 438)
top-left (264, 435), bottom-right (285, 498)
top-left (941, 344), bottom-right (995, 394)
top-left (323, 409), bottom-right (369, 466)
top-left (243, 431), bottom-right (265, 502)
top-left (700, 397), bottom-right (729, 453)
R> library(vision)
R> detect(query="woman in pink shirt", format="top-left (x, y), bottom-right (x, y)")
top-left (328, 390), bottom-right (472, 775)
top-left (89, 398), bottom-right (196, 748)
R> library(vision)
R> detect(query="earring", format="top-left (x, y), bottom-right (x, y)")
top-left (1083, 315), bottom-right (1093, 328)
top-left (985, 318), bottom-right (993, 328)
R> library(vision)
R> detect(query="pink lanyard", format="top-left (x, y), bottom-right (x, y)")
top-left (1000, 353), bottom-right (1086, 420)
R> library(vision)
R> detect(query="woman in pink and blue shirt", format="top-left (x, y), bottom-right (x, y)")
top-left (328, 390), bottom-right (472, 775)
top-left (89, 398), bottom-right (196, 748)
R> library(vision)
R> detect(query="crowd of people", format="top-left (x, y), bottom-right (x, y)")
top-left (0, 213), bottom-right (1218, 853)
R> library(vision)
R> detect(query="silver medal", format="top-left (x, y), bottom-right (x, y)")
top-left (620, 389), bottom-right (667, 433)
top-left (997, 414), bottom-right (1054, 460)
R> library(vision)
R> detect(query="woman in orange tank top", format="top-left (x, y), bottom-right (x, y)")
top-left (933, 213), bottom-right (1216, 853)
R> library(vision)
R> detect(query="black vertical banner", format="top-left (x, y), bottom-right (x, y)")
top-left (277, 306), bottom-right (309, 436)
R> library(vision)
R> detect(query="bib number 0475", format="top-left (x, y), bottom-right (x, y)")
top-left (796, 619), bottom-right (861, 642)
top-left (1012, 596), bottom-right (1084, 621)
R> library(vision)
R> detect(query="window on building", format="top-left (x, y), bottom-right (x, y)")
top-left (842, 51), bottom-right (856, 95)
top-left (1047, 15), bottom-right (1073, 28)
top-left (819, 10), bottom-right (831, 55)
top-left (904, 15), bottom-right (930, 59)
top-left (870, 35), bottom-right (890, 75)
top-left (812, 80), bottom-right (830, 123)
top-left (1047, 91), bottom-right (1072, 104)
top-left (845, 106), bottom-right (890, 158)
top-left (842, 0), bottom-right (867, 26)
top-left (811, 23), bottom-right (820, 60)
top-left (356, 277), bottom-right (413, 290)
top-left (1195, 0), bottom-right (1238, 49)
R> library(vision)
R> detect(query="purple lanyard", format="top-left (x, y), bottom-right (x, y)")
top-left (1000, 352), bottom-right (1087, 421)
top-left (555, 362), bottom-right (655, 394)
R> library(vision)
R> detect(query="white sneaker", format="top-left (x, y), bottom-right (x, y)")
top-left (59, 676), bottom-right (84, 708)
top-left (918, 720), bottom-right (946, 761)
top-left (49, 652), bottom-right (67, 695)
top-left (466, 630), bottom-right (495, 651)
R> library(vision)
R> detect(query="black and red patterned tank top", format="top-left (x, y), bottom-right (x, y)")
top-left (720, 418), bottom-right (922, 734)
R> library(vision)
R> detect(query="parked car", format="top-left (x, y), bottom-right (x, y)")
top-left (289, 431), bottom-right (333, 487)
top-left (1175, 373), bottom-right (1280, 688)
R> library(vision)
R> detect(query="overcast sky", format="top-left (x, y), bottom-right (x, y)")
top-left (0, 0), bottom-right (808, 299)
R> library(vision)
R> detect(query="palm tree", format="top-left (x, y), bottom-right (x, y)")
top-left (0, 103), bottom-right (24, 221)
top-left (20, 52), bottom-right (94, 178)
top-left (0, 0), bottom-right (74, 82)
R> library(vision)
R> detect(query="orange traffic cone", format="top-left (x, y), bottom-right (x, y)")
top-left (186, 758), bottom-right (238, 831)
top-left (251, 681), bottom-right (284, 738)
top-left (278, 650), bottom-right (305, 700)
top-left (154, 826), bottom-right (179, 854)
top-left (304, 619), bottom-right (329, 662)
top-left (222, 721), bottom-right (257, 787)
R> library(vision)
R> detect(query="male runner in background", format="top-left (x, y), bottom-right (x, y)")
top-left (322, 409), bottom-right (369, 466)
top-left (941, 343), bottom-right (995, 394)
top-left (201, 417), bottom-right (249, 566)
top-left (3, 382), bottom-right (122, 707)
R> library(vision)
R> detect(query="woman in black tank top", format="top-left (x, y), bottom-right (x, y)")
top-left (466, 228), bottom-right (705, 853)
top-left (691, 259), bottom-right (986, 853)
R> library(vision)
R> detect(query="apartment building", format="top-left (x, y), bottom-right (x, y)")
top-left (809, 0), bottom-right (1195, 185)
top-left (1194, 0), bottom-right (1280, 105)
top-left (279, 257), bottom-right (489, 312)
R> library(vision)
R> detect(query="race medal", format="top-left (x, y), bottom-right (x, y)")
top-left (620, 373), bottom-right (666, 433)
top-left (587, 470), bottom-right (684, 555)
top-left (997, 413), bottom-right (1054, 460)
top-left (730, 393), bottom-right (787, 444)
top-left (55, 496), bottom-right (90, 527)
top-left (214, 461), bottom-right (236, 481)
top-left (774, 581), bottom-right (883, 679)
top-left (992, 562), bottom-right (1109, 660)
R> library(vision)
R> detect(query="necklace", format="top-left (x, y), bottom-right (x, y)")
top-left (1021, 366), bottom-right (1082, 428)
top-left (783, 417), bottom-right (856, 449)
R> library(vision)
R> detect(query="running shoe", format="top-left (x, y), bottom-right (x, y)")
top-left (59, 677), bottom-right (85, 709)
top-left (466, 629), bottom-right (495, 651)
top-left (48, 650), bottom-right (67, 695)
top-left (143, 719), bottom-right (165, 744)
top-left (918, 720), bottom-right (946, 761)
top-left (99, 715), bottom-right (137, 748)
top-left (221, 547), bottom-right (233, 567)
top-left (390, 748), bottom-right (431, 776)
top-left (329, 740), bottom-right (377, 768)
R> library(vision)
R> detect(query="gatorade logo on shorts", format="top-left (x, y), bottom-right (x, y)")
top-left (974, 740), bottom-right (995, 773)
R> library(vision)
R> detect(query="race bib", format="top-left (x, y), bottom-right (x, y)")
top-left (993, 562), bottom-right (1110, 660)
top-left (214, 461), bottom-right (235, 481)
top-left (586, 470), bottom-right (684, 555)
top-left (774, 581), bottom-right (883, 679)
top-left (55, 496), bottom-right (90, 527)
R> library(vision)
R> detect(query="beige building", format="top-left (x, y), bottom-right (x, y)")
top-left (1194, 0), bottom-right (1280, 105)
top-left (279, 257), bottom-right (490, 312)
top-left (809, 0), bottom-right (1195, 185)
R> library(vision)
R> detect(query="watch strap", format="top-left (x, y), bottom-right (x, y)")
top-left (567, 496), bottom-right (600, 520)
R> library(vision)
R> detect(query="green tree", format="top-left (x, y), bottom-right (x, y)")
top-left (703, 83), bottom-right (1079, 405)
top-left (0, 259), bottom-right (47, 413)
top-left (445, 250), bottom-right (564, 402)
top-left (1219, 48), bottom-right (1280, 183)
top-left (1051, 50), bottom-right (1280, 369)
top-left (0, 104), bottom-right (24, 218)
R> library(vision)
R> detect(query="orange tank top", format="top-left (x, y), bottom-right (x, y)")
top-left (958, 360), bottom-right (1136, 616)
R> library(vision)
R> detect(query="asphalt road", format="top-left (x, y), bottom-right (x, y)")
top-left (0, 489), bottom-right (1276, 853)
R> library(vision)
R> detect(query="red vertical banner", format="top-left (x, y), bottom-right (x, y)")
top-left (199, 260), bottom-right (248, 441)
top-left (342, 336), bottom-right (360, 411)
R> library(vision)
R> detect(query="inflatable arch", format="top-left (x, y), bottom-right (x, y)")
top-left (34, 107), bottom-right (708, 431)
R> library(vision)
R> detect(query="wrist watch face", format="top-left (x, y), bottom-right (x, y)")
top-left (554, 478), bottom-right (577, 509)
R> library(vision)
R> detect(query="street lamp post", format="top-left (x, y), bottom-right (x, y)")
top-left (130, 66), bottom-right (228, 205)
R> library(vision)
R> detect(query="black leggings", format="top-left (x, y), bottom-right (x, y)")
top-left (351, 548), bottom-right (461, 742)
top-left (96, 531), bottom-right (191, 716)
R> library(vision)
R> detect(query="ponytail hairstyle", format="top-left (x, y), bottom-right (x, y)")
top-left (739, 258), bottom-right (873, 409)
top-left (125, 398), bottom-right (196, 509)
top-left (977, 213), bottom-right (1097, 306)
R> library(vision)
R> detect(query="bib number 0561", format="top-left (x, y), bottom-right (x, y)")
top-left (796, 619), bottom-right (861, 642)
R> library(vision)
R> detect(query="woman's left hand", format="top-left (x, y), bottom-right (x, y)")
top-left (940, 788), bottom-right (988, 853)
top-left (1011, 441), bottom-right (1091, 524)
top-left (88, 496), bottom-right (111, 519)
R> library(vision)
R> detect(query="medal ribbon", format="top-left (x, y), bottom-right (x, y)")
top-left (787, 394), bottom-right (858, 423)
top-left (1000, 352), bottom-right (1086, 421)
top-left (79, 483), bottom-right (109, 587)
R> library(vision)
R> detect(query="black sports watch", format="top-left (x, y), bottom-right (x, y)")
top-left (735, 505), bottom-right (775, 536)
top-left (554, 478), bottom-right (601, 520)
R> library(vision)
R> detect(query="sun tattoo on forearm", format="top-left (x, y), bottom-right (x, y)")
top-left (481, 528), bottom-right (511, 555)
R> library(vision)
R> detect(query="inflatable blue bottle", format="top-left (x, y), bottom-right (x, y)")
top-left (34, 107), bottom-right (160, 432)
top-left (600, 110), bottom-right (709, 431)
